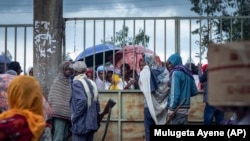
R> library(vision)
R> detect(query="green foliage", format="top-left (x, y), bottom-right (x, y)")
top-left (190, 0), bottom-right (250, 61)
top-left (103, 25), bottom-right (150, 48)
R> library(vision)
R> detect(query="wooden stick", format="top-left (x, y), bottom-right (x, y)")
top-left (165, 98), bottom-right (187, 125)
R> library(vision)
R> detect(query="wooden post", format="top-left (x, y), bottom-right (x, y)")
top-left (33, 0), bottom-right (63, 98)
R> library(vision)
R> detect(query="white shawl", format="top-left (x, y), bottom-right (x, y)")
top-left (139, 65), bottom-right (168, 125)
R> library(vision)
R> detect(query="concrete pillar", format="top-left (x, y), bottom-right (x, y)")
top-left (33, 0), bottom-right (63, 98)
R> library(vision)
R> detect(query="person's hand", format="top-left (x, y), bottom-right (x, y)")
top-left (167, 110), bottom-right (175, 119)
top-left (129, 79), bottom-right (136, 85)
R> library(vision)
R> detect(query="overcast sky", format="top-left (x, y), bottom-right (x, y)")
top-left (0, 0), bottom-right (196, 24)
top-left (0, 0), bottom-right (205, 73)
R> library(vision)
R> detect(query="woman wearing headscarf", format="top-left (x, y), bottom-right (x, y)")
top-left (166, 53), bottom-right (198, 125)
top-left (109, 73), bottom-right (123, 90)
top-left (27, 66), bottom-right (33, 76)
top-left (48, 61), bottom-right (72, 141)
top-left (70, 61), bottom-right (100, 141)
top-left (95, 65), bottom-right (106, 90)
top-left (0, 75), bottom-right (51, 141)
top-left (138, 53), bottom-right (169, 141)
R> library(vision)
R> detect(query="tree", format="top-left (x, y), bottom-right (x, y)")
top-left (103, 25), bottom-right (150, 48)
top-left (190, 0), bottom-right (250, 61)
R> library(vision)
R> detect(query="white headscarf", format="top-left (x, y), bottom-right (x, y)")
top-left (27, 66), bottom-right (33, 76)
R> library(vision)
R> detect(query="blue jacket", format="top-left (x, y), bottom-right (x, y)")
top-left (70, 78), bottom-right (100, 134)
top-left (167, 53), bottom-right (198, 110)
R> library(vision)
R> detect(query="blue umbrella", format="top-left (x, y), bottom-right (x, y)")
top-left (75, 44), bottom-right (121, 67)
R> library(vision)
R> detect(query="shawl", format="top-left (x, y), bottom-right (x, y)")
top-left (169, 65), bottom-right (194, 80)
top-left (144, 53), bottom-right (170, 103)
top-left (48, 61), bottom-right (72, 119)
top-left (0, 75), bottom-right (46, 141)
top-left (95, 65), bottom-right (106, 90)
top-left (139, 65), bottom-right (168, 125)
top-left (139, 54), bottom-right (169, 125)
top-left (74, 73), bottom-right (98, 107)
top-left (109, 74), bottom-right (121, 90)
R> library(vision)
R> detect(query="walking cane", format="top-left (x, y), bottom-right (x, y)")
top-left (165, 98), bottom-right (187, 125)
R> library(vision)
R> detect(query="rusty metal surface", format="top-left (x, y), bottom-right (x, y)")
top-left (94, 91), bottom-right (208, 141)
top-left (189, 93), bottom-right (205, 122)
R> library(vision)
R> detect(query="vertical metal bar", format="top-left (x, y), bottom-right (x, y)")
top-left (24, 26), bottom-right (27, 74)
top-left (143, 19), bottom-right (146, 51)
top-left (93, 20), bottom-right (96, 69)
top-left (103, 19), bottom-right (106, 66)
top-left (14, 27), bottom-right (17, 61)
top-left (122, 19), bottom-right (126, 88)
top-left (118, 91), bottom-right (121, 141)
top-left (175, 18), bottom-right (180, 54)
top-left (83, 20), bottom-right (86, 52)
top-left (4, 26), bottom-right (8, 71)
top-left (154, 19), bottom-right (156, 54)
top-left (230, 18), bottom-right (232, 42)
top-left (189, 19), bottom-right (192, 67)
top-left (199, 18), bottom-right (202, 63)
top-left (164, 19), bottom-right (167, 65)
top-left (62, 20), bottom-right (66, 61)
top-left (132, 19), bottom-right (135, 78)
top-left (220, 18), bottom-right (222, 42)
top-left (112, 20), bottom-right (116, 65)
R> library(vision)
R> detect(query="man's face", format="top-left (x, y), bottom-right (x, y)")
top-left (106, 71), bottom-right (113, 82)
top-left (139, 60), bottom-right (146, 70)
top-left (64, 66), bottom-right (71, 77)
top-left (86, 72), bottom-right (94, 80)
top-left (120, 67), bottom-right (129, 77)
top-left (98, 71), bottom-right (105, 80)
top-left (166, 61), bottom-right (173, 72)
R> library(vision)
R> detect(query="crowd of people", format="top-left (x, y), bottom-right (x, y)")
top-left (0, 51), bottom-right (249, 141)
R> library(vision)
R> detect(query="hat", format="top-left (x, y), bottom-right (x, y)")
top-left (85, 69), bottom-right (93, 74)
top-left (202, 64), bottom-right (208, 73)
top-left (72, 61), bottom-right (87, 73)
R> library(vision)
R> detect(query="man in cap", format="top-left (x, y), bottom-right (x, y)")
top-left (70, 61), bottom-right (100, 141)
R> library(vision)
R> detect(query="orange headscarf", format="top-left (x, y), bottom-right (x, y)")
top-left (0, 75), bottom-right (46, 141)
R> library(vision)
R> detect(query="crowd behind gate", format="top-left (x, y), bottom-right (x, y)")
top-left (0, 49), bottom-right (249, 141)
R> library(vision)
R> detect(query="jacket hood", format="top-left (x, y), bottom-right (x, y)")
top-left (167, 53), bottom-right (183, 67)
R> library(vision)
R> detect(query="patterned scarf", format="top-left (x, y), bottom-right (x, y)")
top-left (169, 65), bottom-right (194, 80)
top-left (74, 73), bottom-right (98, 107)
top-left (48, 61), bottom-right (72, 119)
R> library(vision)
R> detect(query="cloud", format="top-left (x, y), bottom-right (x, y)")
top-left (1, 0), bottom-right (206, 71)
